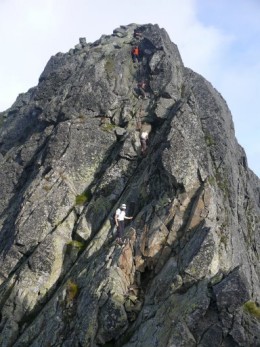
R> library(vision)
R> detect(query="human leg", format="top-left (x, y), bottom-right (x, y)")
top-left (140, 139), bottom-right (147, 153)
top-left (118, 221), bottom-right (124, 239)
top-left (138, 87), bottom-right (146, 99)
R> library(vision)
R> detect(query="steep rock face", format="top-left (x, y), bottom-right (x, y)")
top-left (0, 23), bottom-right (259, 347)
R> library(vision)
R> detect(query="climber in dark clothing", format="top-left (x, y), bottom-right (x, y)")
top-left (137, 81), bottom-right (147, 99)
top-left (133, 31), bottom-right (143, 40)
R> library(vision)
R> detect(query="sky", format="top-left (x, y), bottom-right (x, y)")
top-left (0, 0), bottom-right (259, 177)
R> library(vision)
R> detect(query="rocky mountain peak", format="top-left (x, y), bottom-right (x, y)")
top-left (0, 23), bottom-right (259, 346)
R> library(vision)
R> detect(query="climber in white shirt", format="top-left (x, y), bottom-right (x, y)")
top-left (114, 203), bottom-right (133, 243)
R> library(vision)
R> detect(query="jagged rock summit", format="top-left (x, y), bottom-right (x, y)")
top-left (0, 23), bottom-right (259, 347)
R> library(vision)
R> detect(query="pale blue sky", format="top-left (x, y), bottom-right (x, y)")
top-left (0, 0), bottom-right (259, 177)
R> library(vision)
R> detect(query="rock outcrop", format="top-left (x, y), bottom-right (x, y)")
top-left (0, 23), bottom-right (259, 347)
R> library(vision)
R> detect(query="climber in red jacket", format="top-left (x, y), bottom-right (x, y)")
top-left (131, 46), bottom-right (140, 63)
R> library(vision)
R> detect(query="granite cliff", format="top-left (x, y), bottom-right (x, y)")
top-left (0, 23), bottom-right (259, 347)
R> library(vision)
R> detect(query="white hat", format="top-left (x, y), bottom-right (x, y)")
top-left (121, 204), bottom-right (126, 209)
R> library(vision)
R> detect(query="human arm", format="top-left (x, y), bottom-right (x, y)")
top-left (125, 216), bottom-right (133, 220)
top-left (114, 213), bottom-right (119, 226)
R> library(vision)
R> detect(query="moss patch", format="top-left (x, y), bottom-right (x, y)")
top-left (244, 301), bottom-right (260, 319)
top-left (75, 191), bottom-right (91, 205)
top-left (205, 134), bottom-right (215, 146)
top-left (67, 240), bottom-right (85, 249)
top-left (101, 122), bottom-right (117, 133)
top-left (67, 280), bottom-right (79, 302)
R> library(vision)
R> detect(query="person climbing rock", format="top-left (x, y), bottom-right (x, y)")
top-left (114, 204), bottom-right (133, 244)
top-left (131, 46), bottom-right (140, 63)
top-left (133, 31), bottom-right (143, 40)
top-left (137, 81), bottom-right (147, 99)
top-left (140, 131), bottom-right (149, 155)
